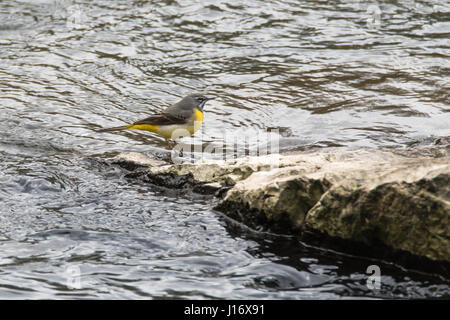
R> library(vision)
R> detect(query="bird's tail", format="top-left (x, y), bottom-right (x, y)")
top-left (96, 124), bottom-right (133, 132)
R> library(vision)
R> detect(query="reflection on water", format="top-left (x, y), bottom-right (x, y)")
top-left (0, 0), bottom-right (449, 298)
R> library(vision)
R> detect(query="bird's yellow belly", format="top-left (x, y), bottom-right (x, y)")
top-left (157, 124), bottom-right (197, 139)
top-left (130, 109), bottom-right (204, 140)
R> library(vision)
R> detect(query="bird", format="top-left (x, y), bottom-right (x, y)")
top-left (97, 94), bottom-right (214, 141)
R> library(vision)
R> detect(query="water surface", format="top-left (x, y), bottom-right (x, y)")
top-left (0, 0), bottom-right (449, 299)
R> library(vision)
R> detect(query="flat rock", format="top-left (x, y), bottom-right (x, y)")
top-left (112, 145), bottom-right (450, 267)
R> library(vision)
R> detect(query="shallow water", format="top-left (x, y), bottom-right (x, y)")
top-left (0, 0), bottom-right (449, 299)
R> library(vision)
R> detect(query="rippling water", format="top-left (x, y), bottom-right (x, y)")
top-left (0, 0), bottom-right (449, 299)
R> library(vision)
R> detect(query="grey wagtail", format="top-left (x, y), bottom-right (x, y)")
top-left (97, 94), bottom-right (214, 140)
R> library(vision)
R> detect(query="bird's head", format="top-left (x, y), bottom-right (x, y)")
top-left (184, 93), bottom-right (215, 111)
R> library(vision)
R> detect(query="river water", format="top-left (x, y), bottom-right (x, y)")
top-left (0, 0), bottom-right (449, 299)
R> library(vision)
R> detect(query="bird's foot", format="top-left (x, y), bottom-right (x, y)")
top-left (167, 139), bottom-right (184, 159)
top-left (167, 139), bottom-right (177, 149)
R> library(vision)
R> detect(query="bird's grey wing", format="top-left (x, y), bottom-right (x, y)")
top-left (132, 113), bottom-right (189, 126)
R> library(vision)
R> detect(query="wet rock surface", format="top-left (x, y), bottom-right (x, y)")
top-left (111, 145), bottom-right (450, 274)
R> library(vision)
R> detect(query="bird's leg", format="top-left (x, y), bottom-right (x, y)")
top-left (166, 139), bottom-right (176, 149)
top-left (166, 139), bottom-right (184, 157)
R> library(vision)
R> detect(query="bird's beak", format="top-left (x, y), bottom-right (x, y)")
top-left (206, 97), bottom-right (216, 101)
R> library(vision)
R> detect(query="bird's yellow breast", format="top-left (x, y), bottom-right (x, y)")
top-left (193, 108), bottom-right (204, 122)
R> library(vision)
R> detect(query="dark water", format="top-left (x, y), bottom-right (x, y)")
top-left (0, 0), bottom-right (449, 299)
